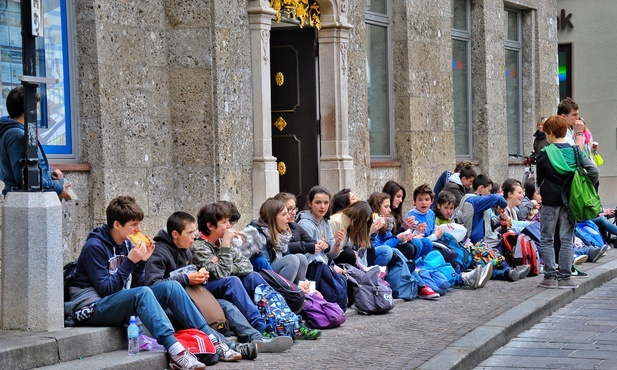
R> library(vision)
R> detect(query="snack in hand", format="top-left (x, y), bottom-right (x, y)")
top-left (198, 267), bottom-right (207, 274)
top-left (128, 232), bottom-right (151, 247)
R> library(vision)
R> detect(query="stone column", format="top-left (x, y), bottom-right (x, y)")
top-left (249, 1), bottom-right (279, 216)
top-left (318, 19), bottom-right (356, 193)
top-left (1, 192), bottom-right (63, 331)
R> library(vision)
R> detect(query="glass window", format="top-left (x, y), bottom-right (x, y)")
top-left (451, 0), bottom-right (471, 157)
top-left (558, 44), bottom-right (572, 101)
top-left (0, 0), bottom-right (74, 157)
top-left (365, 0), bottom-right (387, 15)
top-left (366, 1), bottom-right (392, 158)
top-left (505, 9), bottom-right (522, 156)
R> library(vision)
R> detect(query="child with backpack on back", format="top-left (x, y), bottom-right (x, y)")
top-left (536, 115), bottom-right (599, 289)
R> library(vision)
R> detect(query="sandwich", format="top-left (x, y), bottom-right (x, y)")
top-left (127, 231), bottom-right (152, 247)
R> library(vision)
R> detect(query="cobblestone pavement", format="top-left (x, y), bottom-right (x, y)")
top-left (476, 273), bottom-right (617, 370)
top-left (213, 250), bottom-right (617, 370)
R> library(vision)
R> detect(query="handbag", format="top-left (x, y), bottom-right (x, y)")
top-left (185, 285), bottom-right (226, 331)
top-left (302, 293), bottom-right (346, 329)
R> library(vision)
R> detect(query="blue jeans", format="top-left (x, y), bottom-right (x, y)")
top-left (411, 237), bottom-right (433, 259)
top-left (85, 281), bottom-right (210, 350)
top-left (205, 275), bottom-right (267, 333)
top-left (592, 216), bottom-right (617, 242)
top-left (271, 254), bottom-right (308, 284)
top-left (217, 299), bottom-right (261, 342)
top-left (540, 205), bottom-right (575, 280)
top-left (373, 245), bottom-right (393, 266)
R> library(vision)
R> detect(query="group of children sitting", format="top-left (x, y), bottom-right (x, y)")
top-left (65, 161), bottom-right (612, 369)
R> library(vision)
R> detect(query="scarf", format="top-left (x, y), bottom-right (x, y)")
top-left (542, 144), bottom-right (577, 175)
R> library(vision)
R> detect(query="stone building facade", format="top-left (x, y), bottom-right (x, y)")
top-left (0, 0), bottom-right (559, 263)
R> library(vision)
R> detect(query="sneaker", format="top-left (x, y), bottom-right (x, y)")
top-left (417, 285), bottom-right (440, 299)
top-left (256, 335), bottom-right (293, 353)
top-left (169, 350), bottom-right (207, 370)
top-left (298, 322), bottom-right (321, 340)
top-left (573, 255), bottom-right (588, 265)
top-left (216, 342), bottom-right (242, 362)
top-left (516, 264), bottom-right (531, 279)
top-left (538, 278), bottom-right (557, 289)
top-left (461, 265), bottom-right (481, 289)
top-left (478, 263), bottom-right (493, 288)
top-left (571, 264), bottom-right (588, 278)
top-left (588, 245), bottom-right (608, 263)
top-left (507, 268), bottom-right (520, 282)
top-left (237, 341), bottom-right (258, 360)
top-left (558, 279), bottom-right (579, 289)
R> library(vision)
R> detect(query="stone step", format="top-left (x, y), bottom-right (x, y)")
top-left (0, 326), bottom-right (126, 369)
top-left (35, 350), bottom-right (167, 369)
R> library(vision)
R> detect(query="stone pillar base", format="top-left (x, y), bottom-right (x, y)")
top-left (1, 192), bottom-right (63, 331)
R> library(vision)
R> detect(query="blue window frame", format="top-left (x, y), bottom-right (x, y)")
top-left (0, 0), bottom-right (74, 157)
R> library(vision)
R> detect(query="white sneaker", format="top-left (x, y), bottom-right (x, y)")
top-left (478, 263), bottom-right (493, 288)
top-left (216, 341), bottom-right (242, 362)
top-left (169, 350), bottom-right (206, 370)
top-left (461, 265), bottom-right (482, 289)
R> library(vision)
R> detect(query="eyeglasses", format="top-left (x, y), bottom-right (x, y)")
top-left (287, 207), bottom-right (298, 213)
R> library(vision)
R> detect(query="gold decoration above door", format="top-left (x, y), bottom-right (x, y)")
top-left (275, 72), bottom-right (284, 86)
top-left (269, 0), bottom-right (321, 30)
top-left (277, 161), bottom-right (287, 176)
top-left (274, 116), bottom-right (287, 131)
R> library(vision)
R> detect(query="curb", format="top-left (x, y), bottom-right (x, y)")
top-left (417, 258), bottom-right (617, 370)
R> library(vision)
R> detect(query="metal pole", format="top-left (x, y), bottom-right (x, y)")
top-left (20, 0), bottom-right (41, 191)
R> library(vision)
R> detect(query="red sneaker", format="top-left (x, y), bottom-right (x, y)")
top-left (417, 285), bottom-right (440, 299)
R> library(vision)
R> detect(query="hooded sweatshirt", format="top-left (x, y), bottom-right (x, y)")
top-left (296, 210), bottom-right (338, 263)
top-left (144, 228), bottom-right (192, 287)
top-left (0, 116), bottom-right (62, 196)
top-left (72, 224), bottom-right (146, 299)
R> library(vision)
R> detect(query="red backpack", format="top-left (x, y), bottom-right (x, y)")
top-left (501, 232), bottom-right (540, 276)
top-left (174, 328), bottom-right (217, 365)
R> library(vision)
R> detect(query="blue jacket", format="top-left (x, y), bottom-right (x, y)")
top-left (372, 229), bottom-right (401, 249)
top-left (73, 224), bottom-right (146, 298)
top-left (406, 208), bottom-right (437, 239)
top-left (0, 116), bottom-right (62, 196)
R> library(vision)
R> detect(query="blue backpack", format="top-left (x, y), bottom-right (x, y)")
top-left (418, 268), bottom-right (450, 295)
top-left (437, 233), bottom-right (474, 274)
top-left (575, 220), bottom-right (605, 247)
top-left (418, 250), bottom-right (457, 288)
top-left (306, 260), bottom-right (348, 310)
top-left (385, 249), bottom-right (418, 301)
top-left (254, 284), bottom-right (301, 339)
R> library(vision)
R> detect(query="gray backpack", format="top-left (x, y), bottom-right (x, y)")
top-left (343, 264), bottom-right (394, 315)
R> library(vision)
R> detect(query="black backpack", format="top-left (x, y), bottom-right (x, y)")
top-left (258, 269), bottom-right (306, 313)
top-left (63, 261), bottom-right (78, 302)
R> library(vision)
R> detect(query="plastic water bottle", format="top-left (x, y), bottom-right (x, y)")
top-left (127, 316), bottom-right (139, 356)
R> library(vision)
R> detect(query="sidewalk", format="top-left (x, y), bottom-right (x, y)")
top-left (217, 249), bottom-right (617, 370)
top-left (3, 250), bottom-right (616, 369)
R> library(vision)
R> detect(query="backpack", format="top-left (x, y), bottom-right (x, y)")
top-left (521, 221), bottom-right (541, 245)
top-left (575, 220), bottom-right (605, 247)
top-left (384, 249), bottom-right (418, 301)
top-left (258, 269), bottom-right (306, 313)
top-left (418, 268), bottom-right (450, 295)
top-left (254, 284), bottom-right (301, 339)
top-left (418, 250), bottom-right (456, 288)
top-left (501, 232), bottom-right (540, 276)
top-left (344, 264), bottom-right (395, 315)
top-left (173, 328), bottom-right (217, 365)
top-left (470, 241), bottom-right (505, 269)
top-left (184, 285), bottom-right (227, 331)
top-left (63, 261), bottom-right (78, 303)
top-left (438, 233), bottom-right (474, 274)
top-left (305, 260), bottom-right (348, 311)
top-left (562, 146), bottom-right (601, 221)
top-left (302, 293), bottom-right (346, 328)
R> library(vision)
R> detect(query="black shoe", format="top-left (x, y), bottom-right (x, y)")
top-left (588, 245), bottom-right (608, 263)
top-left (237, 341), bottom-right (258, 360)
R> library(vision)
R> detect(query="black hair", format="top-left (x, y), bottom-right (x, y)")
top-left (167, 211), bottom-right (196, 235)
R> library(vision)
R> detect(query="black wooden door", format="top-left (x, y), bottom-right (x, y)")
top-left (270, 28), bottom-right (319, 201)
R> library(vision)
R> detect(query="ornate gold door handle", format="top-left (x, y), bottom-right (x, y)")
top-left (277, 161), bottom-right (287, 176)
top-left (274, 117), bottom-right (287, 131)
